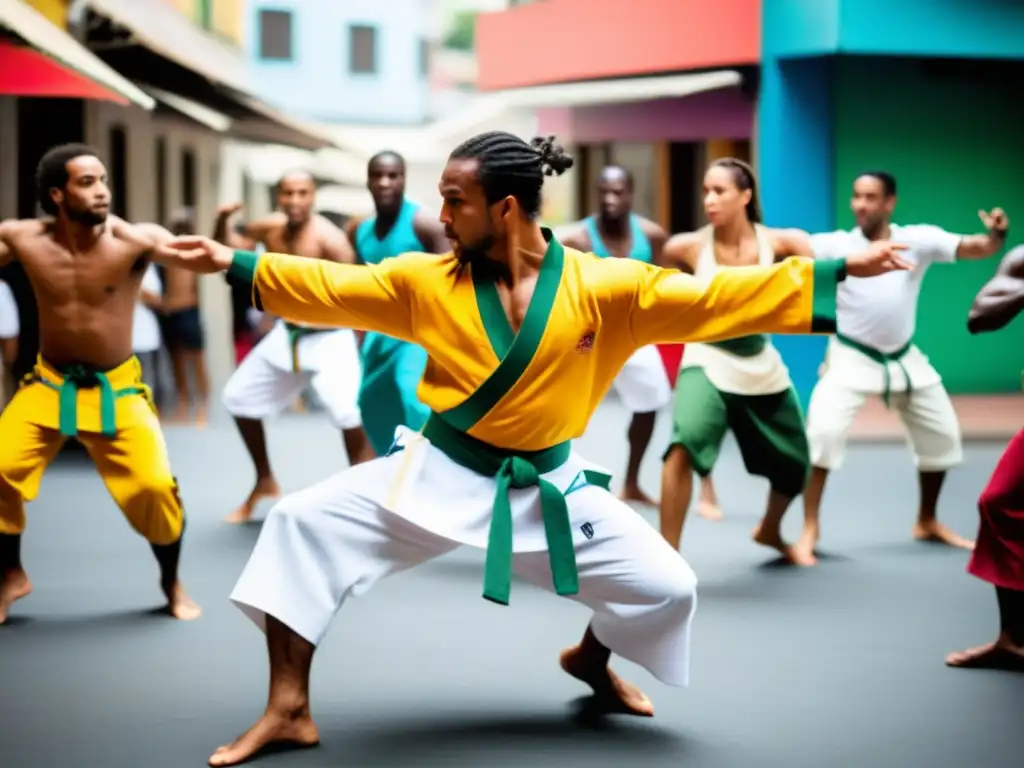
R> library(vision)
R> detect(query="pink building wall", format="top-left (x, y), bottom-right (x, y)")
top-left (536, 88), bottom-right (754, 144)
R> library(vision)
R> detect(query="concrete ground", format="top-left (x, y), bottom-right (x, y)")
top-left (1, 397), bottom-right (1022, 768)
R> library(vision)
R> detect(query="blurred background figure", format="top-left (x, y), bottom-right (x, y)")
top-left (0, 277), bottom-right (17, 410)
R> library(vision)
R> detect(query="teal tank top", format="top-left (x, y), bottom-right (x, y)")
top-left (355, 199), bottom-right (425, 265)
top-left (584, 214), bottom-right (653, 262)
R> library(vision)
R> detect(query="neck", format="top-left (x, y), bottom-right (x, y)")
top-left (54, 217), bottom-right (103, 251)
top-left (376, 199), bottom-right (403, 226)
top-left (597, 213), bottom-right (629, 237)
top-left (712, 217), bottom-right (754, 244)
top-left (488, 223), bottom-right (547, 284)
top-left (862, 221), bottom-right (890, 241)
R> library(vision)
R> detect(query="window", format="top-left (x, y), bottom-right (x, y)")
top-left (349, 24), bottom-right (377, 75)
top-left (419, 39), bottom-right (430, 78)
top-left (108, 125), bottom-right (127, 218)
top-left (259, 9), bottom-right (293, 61)
top-left (181, 148), bottom-right (196, 208)
top-left (154, 137), bottom-right (167, 225)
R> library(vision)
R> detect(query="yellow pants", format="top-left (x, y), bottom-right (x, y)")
top-left (0, 356), bottom-right (184, 545)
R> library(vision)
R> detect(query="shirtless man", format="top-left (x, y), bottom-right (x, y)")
top-left (559, 166), bottom-right (675, 506)
top-left (214, 172), bottom-right (372, 523)
top-left (158, 208), bottom-right (210, 426)
top-left (0, 143), bottom-right (199, 623)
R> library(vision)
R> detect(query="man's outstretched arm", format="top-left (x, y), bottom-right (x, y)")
top-left (967, 245), bottom-right (1024, 334)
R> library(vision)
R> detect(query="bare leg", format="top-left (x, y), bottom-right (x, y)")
top-left (946, 586), bottom-right (1024, 670)
top-left (341, 426), bottom-right (374, 466)
top-left (620, 411), bottom-right (657, 506)
top-left (187, 350), bottom-right (210, 428)
top-left (912, 470), bottom-right (974, 549)
top-left (151, 527), bottom-right (201, 621)
top-left (751, 489), bottom-right (813, 564)
top-left (659, 445), bottom-right (695, 551)
top-left (209, 615), bottom-right (321, 766)
top-left (792, 465), bottom-right (828, 565)
top-left (697, 474), bottom-right (723, 520)
top-left (165, 346), bottom-right (191, 424)
top-left (227, 417), bottom-right (281, 523)
top-left (0, 533), bottom-right (32, 625)
top-left (560, 624), bottom-right (654, 716)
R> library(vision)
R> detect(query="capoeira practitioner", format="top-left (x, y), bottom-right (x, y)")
top-left (658, 158), bottom-right (818, 564)
top-left (947, 244), bottom-right (1024, 671)
top-left (213, 172), bottom-right (373, 523)
top-left (559, 166), bottom-right (674, 506)
top-left (795, 170), bottom-right (1009, 564)
top-left (161, 131), bottom-right (907, 767)
top-left (352, 151), bottom-right (450, 455)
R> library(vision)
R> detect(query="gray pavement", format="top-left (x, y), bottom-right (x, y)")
top-left (1, 397), bottom-right (1022, 768)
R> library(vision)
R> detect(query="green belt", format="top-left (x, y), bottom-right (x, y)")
top-left (423, 413), bottom-right (591, 606)
top-left (285, 323), bottom-right (331, 372)
top-left (707, 334), bottom-right (768, 358)
top-left (35, 364), bottom-right (145, 438)
top-left (835, 333), bottom-right (913, 407)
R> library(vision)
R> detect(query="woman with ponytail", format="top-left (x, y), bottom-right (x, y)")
top-left (656, 158), bottom-right (818, 566)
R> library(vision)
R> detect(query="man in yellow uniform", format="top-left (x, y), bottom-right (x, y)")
top-left (161, 132), bottom-right (909, 767)
top-left (0, 144), bottom-right (200, 625)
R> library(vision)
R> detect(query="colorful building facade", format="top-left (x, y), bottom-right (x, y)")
top-left (476, 0), bottom-right (1024, 397)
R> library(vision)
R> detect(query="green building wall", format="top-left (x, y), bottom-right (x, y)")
top-left (833, 57), bottom-right (1024, 393)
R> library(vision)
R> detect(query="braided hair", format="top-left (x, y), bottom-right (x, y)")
top-left (448, 132), bottom-right (574, 219)
top-left (710, 157), bottom-right (762, 224)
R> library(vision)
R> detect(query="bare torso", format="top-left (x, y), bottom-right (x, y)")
top-left (661, 225), bottom-right (812, 273)
top-left (161, 265), bottom-right (198, 310)
top-left (1, 218), bottom-right (156, 368)
top-left (257, 214), bottom-right (337, 260)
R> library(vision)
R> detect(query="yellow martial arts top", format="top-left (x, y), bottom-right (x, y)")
top-left (230, 230), bottom-right (841, 452)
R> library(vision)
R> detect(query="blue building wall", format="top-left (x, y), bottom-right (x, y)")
top-left (244, 0), bottom-right (430, 125)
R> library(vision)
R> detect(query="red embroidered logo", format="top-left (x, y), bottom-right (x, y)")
top-left (576, 331), bottom-right (596, 353)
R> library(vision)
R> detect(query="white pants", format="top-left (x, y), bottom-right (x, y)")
top-left (807, 379), bottom-right (963, 472)
top-left (222, 322), bottom-right (362, 429)
top-left (230, 427), bottom-right (698, 687)
top-left (612, 345), bottom-right (672, 414)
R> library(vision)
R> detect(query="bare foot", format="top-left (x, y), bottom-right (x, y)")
top-left (226, 477), bottom-right (281, 524)
top-left (619, 485), bottom-right (657, 507)
top-left (559, 645), bottom-right (654, 717)
top-left (945, 638), bottom-right (1024, 671)
top-left (194, 405), bottom-right (209, 430)
top-left (209, 710), bottom-right (320, 767)
top-left (162, 580), bottom-right (202, 621)
top-left (790, 527), bottom-right (819, 567)
top-left (697, 499), bottom-right (724, 521)
top-left (912, 520), bottom-right (975, 550)
top-left (0, 568), bottom-right (32, 625)
top-left (164, 404), bottom-right (191, 426)
top-left (751, 522), bottom-right (797, 564)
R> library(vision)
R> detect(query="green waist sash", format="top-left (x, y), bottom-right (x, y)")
top-left (422, 413), bottom-right (601, 607)
top-left (285, 323), bottom-right (332, 371)
top-left (707, 334), bottom-right (768, 358)
top-left (34, 361), bottom-right (145, 438)
top-left (835, 333), bottom-right (912, 407)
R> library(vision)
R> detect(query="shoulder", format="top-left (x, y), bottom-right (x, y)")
top-left (635, 215), bottom-right (667, 242)
top-left (766, 226), bottom-right (812, 255)
top-left (663, 230), bottom-right (705, 260)
top-left (111, 218), bottom-right (171, 252)
top-left (997, 244), bottom-right (1024, 277)
top-left (569, 246), bottom-right (652, 289)
top-left (1, 218), bottom-right (46, 243)
top-left (412, 208), bottom-right (444, 236)
top-left (555, 220), bottom-right (591, 250)
top-left (314, 214), bottom-right (348, 238)
top-left (893, 223), bottom-right (956, 243)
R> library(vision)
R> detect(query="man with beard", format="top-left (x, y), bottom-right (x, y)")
top-left (352, 151), bottom-right (449, 455)
top-left (213, 172), bottom-right (372, 523)
top-left (0, 143), bottom-right (200, 624)
top-left (159, 132), bottom-right (909, 767)
top-left (797, 171), bottom-right (1009, 564)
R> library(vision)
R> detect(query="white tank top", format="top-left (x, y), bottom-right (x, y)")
top-left (680, 224), bottom-right (793, 395)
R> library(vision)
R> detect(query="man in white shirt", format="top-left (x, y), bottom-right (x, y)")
top-left (133, 264), bottom-right (164, 393)
top-left (794, 171), bottom-right (1009, 565)
top-left (0, 278), bottom-right (18, 408)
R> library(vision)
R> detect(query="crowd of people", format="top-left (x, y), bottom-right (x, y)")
top-left (0, 133), bottom-right (1020, 767)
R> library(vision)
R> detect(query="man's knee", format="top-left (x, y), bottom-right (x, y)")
top-left (123, 474), bottom-right (184, 545)
top-left (657, 559), bottom-right (698, 617)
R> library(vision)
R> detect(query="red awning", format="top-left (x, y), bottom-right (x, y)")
top-left (0, 41), bottom-right (128, 103)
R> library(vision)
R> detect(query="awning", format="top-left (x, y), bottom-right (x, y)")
top-left (78, 0), bottom-right (338, 150)
top-left (141, 85), bottom-right (231, 133)
top-left (494, 69), bottom-right (743, 109)
top-left (0, 0), bottom-right (152, 108)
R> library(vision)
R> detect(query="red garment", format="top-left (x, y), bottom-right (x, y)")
top-left (234, 335), bottom-right (256, 365)
top-left (657, 344), bottom-right (684, 383)
top-left (968, 426), bottom-right (1024, 591)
